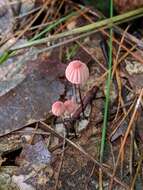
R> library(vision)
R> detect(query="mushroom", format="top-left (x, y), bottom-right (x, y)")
top-left (64, 98), bottom-right (78, 137)
top-left (64, 98), bottom-right (77, 116)
top-left (65, 60), bottom-right (89, 117)
top-left (52, 101), bottom-right (65, 117)
top-left (51, 101), bottom-right (69, 137)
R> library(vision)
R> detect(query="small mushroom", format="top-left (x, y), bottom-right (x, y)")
top-left (64, 99), bottom-right (77, 116)
top-left (51, 101), bottom-right (65, 117)
top-left (65, 60), bottom-right (89, 117)
top-left (51, 101), bottom-right (69, 137)
top-left (64, 98), bottom-right (78, 137)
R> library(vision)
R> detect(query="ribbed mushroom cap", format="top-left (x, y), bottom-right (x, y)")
top-left (52, 101), bottom-right (65, 116)
top-left (64, 99), bottom-right (77, 114)
top-left (65, 60), bottom-right (89, 84)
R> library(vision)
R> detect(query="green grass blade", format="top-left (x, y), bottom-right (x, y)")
top-left (0, 52), bottom-right (9, 64)
top-left (100, 0), bottom-right (113, 163)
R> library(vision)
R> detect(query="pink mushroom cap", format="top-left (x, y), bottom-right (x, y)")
top-left (52, 101), bottom-right (65, 116)
top-left (65, 60), bottom-right (89, 84)
top-left (64, 99), bottom-right (77, 115)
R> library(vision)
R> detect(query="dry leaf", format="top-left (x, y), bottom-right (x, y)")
top-left (114, 0), bottom-right (143, 12)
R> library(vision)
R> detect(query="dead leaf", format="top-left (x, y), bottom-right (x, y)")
top-left (0, 39), bottom-right (38, 96)
top-left (114, 0), bottom-right (143, 12)
top-left (0, 57), bottom-right (65, 135)
top-left (19, 141), bottom-right (51, 165)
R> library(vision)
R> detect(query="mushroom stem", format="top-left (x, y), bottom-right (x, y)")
top-left (77, 85), bottom-right (85, 118)
top-left (73, 126), bottom-right (77, 138)
top-left (69, 115), bottom-right (77, 138)
top-left (73, 84), bottom-right (78, 103)
top-left (61, 118), bottom-right (69, 138)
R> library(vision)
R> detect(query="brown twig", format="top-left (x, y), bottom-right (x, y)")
top-left (29, 122), bottom-right (39, 144)
top-left (130, 153), bottom-right (143, 189)
top-left (110, 98), bottom-right (136, 142)
top-left (129, 125), bottom-right (135, 176)
top-left (112, 25), bottom-right (130, 76)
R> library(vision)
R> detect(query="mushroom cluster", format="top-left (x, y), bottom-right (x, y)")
top-left (51, 99), bottom-right (77, 117)
top-left (51, 60), bottom-right (89, 136)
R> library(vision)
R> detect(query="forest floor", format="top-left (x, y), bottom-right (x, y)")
top-left (0, 0), bottom-right (143, 190)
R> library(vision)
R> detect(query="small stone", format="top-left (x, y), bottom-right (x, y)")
top-left (125, 60), bottom-right (143, 75)
top-left (12, 175), bottom-right (35, 190)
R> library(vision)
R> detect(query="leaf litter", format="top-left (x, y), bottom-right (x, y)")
top-left (0, 1), bottom-right (143, 190)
